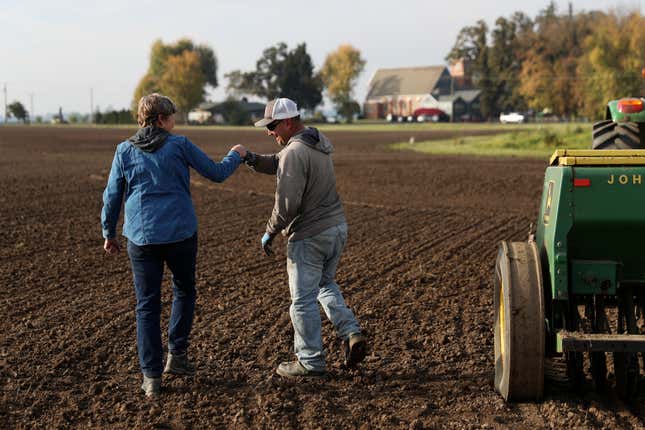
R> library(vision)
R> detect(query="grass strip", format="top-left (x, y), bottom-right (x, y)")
top-left (391, 123), bottom-right (592, 158)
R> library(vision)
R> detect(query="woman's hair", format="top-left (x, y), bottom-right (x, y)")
top-left (136, 93), bottom-right (177, 127)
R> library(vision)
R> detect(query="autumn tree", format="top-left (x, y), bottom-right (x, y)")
top-left (320, 44), bottom-right (366, 122)
top-left (7, 101), bottom-right (28, 123)
top-left (576, 12), bottom-right (645, 119)
top-left (132, 38), bottom-right (217, 120)
top-left (226, 42), bottom-right (323, 110)
top-left (158, 51), bottom-right (205, 123)
top-left (447, 2), bottom-right (628, 120)
top-left (518, 3), bottom-right (599, 118)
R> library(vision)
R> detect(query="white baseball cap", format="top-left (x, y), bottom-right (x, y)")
top-left (254, 98), bottom-right (300, 127)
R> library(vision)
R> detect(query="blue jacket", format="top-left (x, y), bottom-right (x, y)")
top-left (101, 133), bottom-right (241, 246)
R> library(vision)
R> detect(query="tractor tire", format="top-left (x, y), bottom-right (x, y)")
top-left (591, 120), bottom-right (643, 149)
top-left (494, 241), bottom-right (545, 401)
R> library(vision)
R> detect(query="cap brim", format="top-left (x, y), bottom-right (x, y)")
top-left (254, 118), bottom-right (273, 127)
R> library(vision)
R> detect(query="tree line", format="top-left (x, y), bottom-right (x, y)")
top-left (133, 39), bottom-right (365, 124)
top-left (446, 2), bottom-right (645, 120)
top-left (9, 4), bottom-right (641, 126)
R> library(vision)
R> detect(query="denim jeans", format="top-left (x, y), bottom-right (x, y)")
top-left (286, 223), bottom-right (360, 371)
top-left (127, 233), bottom-right (197, 378)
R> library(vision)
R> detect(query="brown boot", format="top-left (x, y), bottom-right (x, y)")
top-left (163, 352), bottom-right (196, 376)
top-left (276, 361), bottom-right (325, 378)
top-left (344, 332), bottom-right (367, 367)
top-left (141, 376), bottom-right (161, 397)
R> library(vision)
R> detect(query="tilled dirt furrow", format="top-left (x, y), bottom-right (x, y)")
top-left (3, 126), bottom-right (642, 429)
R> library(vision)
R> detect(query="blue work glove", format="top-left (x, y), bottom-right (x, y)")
top-left (261, 233), bottom-right (274, 256)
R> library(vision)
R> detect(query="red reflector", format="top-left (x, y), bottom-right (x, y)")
top-left (574, 178), bottom-right (591, 187)
top-left (618, 98), bottom-right (644, 113)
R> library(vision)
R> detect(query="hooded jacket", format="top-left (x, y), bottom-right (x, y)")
top-left (128, 126), bottom-right (169, 152)
top-left (101, 132), bottom-right (242, 245)
top-left (249, 127), bottom-right (346, 241)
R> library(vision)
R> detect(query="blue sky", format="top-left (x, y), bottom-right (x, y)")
top-left (1, 0), bottom-right (641, 116)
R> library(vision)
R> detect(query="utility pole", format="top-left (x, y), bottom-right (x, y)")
top-left (89, 87), bottom-right (94, 124)
top-left (28, 93), bottom-right (34, 122)
top-left (3, 83), bottom-right (7, 124)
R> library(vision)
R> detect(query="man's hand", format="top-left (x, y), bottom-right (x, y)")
top-left (261, 233), bottom-right (274, 256)
top-left (104, 238), bottom-right (121, 255)
top-left (231, 144), bottom-right (247, 159)
top-left (244, 150), bottom-right (257, 166)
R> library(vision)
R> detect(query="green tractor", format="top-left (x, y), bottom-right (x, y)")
top-left (592, 96), bottom-right (645, 149)
top-left (494, 81), bottom-right (645, 401)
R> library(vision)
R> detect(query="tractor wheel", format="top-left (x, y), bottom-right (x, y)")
top-left (592, 120), bottom-right (642, 149)
top-left (494, 241), bottom-right (545, 401)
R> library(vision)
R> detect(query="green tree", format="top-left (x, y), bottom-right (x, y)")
top-left (488, 14), bottom-right (533, 115)
top-left (320, 44), bottom-right (366, 122)
top-left (158, 51), bottom-right (205, 123)
top-left (226, 42), bottom-right (323, 110)
top-left (217, 98), bottom-right (251, 125)
top-left (132, 38), bottom-right (217, 116)
top-left (446, 20), bottom-right (498, 119)
top-left (7, 101), bottom-right (28, 123)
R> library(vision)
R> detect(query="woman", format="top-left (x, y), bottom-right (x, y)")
top-left (101, 93), bottom-right (246, 397)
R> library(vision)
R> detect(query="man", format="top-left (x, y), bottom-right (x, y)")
top-left (246, 97), bottom-right (366, 377)
top-left (101, 93), bottom-right (247, 396)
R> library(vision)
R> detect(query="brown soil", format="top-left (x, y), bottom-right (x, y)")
top-left (1, 126), bottom-right (643, 429)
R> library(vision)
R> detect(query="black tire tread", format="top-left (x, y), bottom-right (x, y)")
top-left (592, 121), bottom-right (643, 150)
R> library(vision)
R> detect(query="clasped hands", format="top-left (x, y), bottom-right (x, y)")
top-left (230, 144), bottom-right (256, 164)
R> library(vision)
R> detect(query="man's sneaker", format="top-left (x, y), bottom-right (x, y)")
top-left (276, 361), bottom-right (325, 378)
top-left (163, 352), bottom-right (196, 376)
top-left (344, 332), bottom-right (367, 367)
top-left (141, 376), bottom-right (161, 397)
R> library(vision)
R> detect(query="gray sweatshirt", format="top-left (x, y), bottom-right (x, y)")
top-left (249, 127), bottom-right (346, 241)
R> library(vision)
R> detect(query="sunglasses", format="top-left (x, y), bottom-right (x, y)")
top-left (266, 119), bottom-right (282, 131)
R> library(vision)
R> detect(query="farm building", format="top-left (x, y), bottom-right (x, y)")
top-left (188, 99), bottom-right (265, 125)
top-left (363, 62), bottom-right (481, 121)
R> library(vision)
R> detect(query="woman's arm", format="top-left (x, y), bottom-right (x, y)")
top-left (101, 148), bottom-right (126, 241)
top-left (182, 138), bottom-right (243, 183)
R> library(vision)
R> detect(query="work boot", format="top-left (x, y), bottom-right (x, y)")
top-left (344, 332), bottom-right (367, 367)
top-left (163, 352), bottom-right (196, 376)
top-left (141, 376), bottom-right (161, 397)
top-left (276, 361), bottom-right (325, 378)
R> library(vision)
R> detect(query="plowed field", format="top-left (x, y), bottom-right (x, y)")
top-left (1, 126), bottom-right (644, 428)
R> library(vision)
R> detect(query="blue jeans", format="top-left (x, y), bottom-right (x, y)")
top-left (127, 233), bottom-right (197, 378)
top-left (286, 223), bottom-right (360, 371)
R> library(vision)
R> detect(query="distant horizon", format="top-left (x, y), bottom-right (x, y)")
top-left (2, 0), bottom-right (641, 117)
